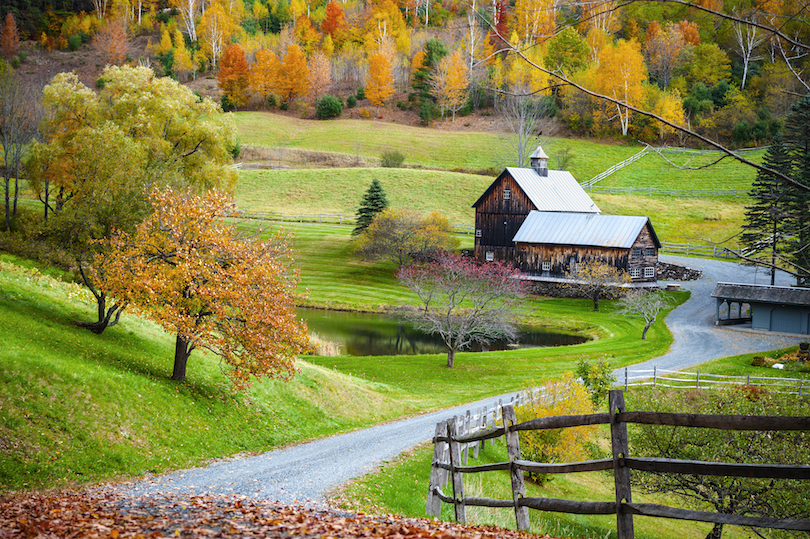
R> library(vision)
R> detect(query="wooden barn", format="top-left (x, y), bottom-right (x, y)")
top-left (472, 146), bottom-right (599, 265)
top-left (472, 145), bottom-right (660, 283)
top-left (512, 211), bottom-right (661, 282)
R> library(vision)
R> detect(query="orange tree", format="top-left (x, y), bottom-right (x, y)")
top-left (275, 44), bottom-right (309, 104)
top-left (365, 50), bottom-right (393, 115)
top-left (96, 188), bottom-right (310, 389)
top-left (218, 43), bottom-right (250, 110)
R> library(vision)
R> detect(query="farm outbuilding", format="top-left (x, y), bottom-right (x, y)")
top-left (711, 282), bottom-right (810, 334)
top-left (472, 145), bottom-right (660, 283)
top-left (512, 212), bottom-right (661, 282)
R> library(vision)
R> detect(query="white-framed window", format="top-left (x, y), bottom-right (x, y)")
top-left (542, 261), bottom-right (551, 271)
top-left (630, 267), bottom-right (641, 279)
top-left (475, 229), bottom-right (482, 237)
top-left (486, 251), bottom-right (495, 261)
top-left (644, 266), bottom-right (655, 278)
top-left (503, 189), bottom-right (511, 200)
top-left (632, 247), bottom-right (641, 257)
top-left (646, 247), bottom-right (656, 257)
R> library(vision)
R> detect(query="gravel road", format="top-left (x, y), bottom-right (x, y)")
top-left (122, 256), bottom-right (807, 504)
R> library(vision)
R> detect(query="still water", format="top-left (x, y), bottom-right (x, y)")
top-left (298, 307), bottom-right (589, 357)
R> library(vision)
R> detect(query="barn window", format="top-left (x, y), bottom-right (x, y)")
top-left (486, 251), bottom-right (495, 261)
top-left (475, 229), bottom-right (482, 237)
top-left (503, 189), bottom-right (511, 200)
top-left (542, 261), bottom-right (551, 271)
top-left (630, 267), bottom-right (641, 279)
top-left (646, 247), bottom-right (656, 257)
top-left (644, 267), bottom-right (655, 278)
top-left (632, 247), bottom-right (641, 257)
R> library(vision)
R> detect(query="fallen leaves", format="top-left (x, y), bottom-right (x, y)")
top-left (0, 489), bottom-right (557, 538)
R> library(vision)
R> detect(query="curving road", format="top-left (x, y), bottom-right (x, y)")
top-left (120, 256), bottom-right (806, 504)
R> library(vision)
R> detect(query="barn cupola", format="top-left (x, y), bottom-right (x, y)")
top-left (529, 145), bottom-right (549, 177)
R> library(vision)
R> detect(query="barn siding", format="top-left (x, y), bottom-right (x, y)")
top-left (474, 172), bottom-right (536, 263)
top-left (626, 223), bottom-right (658, 281)
top-left (515, 244), bottom-right (629, 276)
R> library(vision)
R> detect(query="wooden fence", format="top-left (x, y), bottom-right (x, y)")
top-left (621, 367), bottom-right (809, 395)
top-left (426, 390), bottom-right (810, 538)
top-left (660, 241), bottom-right (737, 258)
top-left (583, 185), bottom-right (749, 198)
top-left (231, 208), bottom-right (476, 235)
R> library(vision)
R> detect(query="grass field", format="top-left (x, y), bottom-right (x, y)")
top-left (233, 112), bottom-right (760, 190)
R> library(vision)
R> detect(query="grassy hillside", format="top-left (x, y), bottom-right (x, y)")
top-left (233, 112), bottom-right (760, 189)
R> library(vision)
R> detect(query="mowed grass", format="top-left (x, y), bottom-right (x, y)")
top-left (235, 170), bottom-right (749, 245)
top-left (233, 112), bottom-right (759, 189)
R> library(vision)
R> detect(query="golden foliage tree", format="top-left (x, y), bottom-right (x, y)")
top-left (514, 374), bottom-right (597, 484)
top-left (273, 44), bottom-right (309, 104)
top-left (651, 88), bottom-right (685, 140)
top-left (511, 0), bottom-right (555, 43)
top-left (321, 1), bottom-right (347, 44)
top-left (365, 49), bottom-right (394, 115)
top-left (294, 15), bottom-right (321, 55)
top-left (172, 28), bottom-right (195, 80)
top-left (566, 259), bottom-right (631, 311)
top-left (0, 13), bottom-right (20, 59)
top-left (170, 0), bottom-right (200, 41)
top-left (249, 48), bottom-right (280, 108)
top-left (432, 50), bottom-right (468, 122)
top-left (593, 39), bottom-right (647, 136)
top-left (92, 18), bottom-right (128, 66)
top-left (198, 0), bottom-right (235, 66)
top-left (217, 42), bottom-right (250, 109)
top-left (96, 188), bottom-right (310, 389)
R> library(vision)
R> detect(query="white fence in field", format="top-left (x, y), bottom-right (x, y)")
top-left (621, 367), bottom-right (810, 395)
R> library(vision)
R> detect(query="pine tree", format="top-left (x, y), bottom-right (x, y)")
top-left (783, 97), bottom-right (810, 286)
top-left (353, 179), bottom-right (389, 235)
top-left (741, 132), bottom-right (794, 285)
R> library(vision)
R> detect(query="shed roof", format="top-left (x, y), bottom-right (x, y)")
top-left (512, 211), bottom-right (660, 249)
top-left (711, 283), bottom-right (810, 306)
top-left (472, 167), bottom-right (600, 213)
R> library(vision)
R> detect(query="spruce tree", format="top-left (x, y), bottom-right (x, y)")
top-left (741, 132), bottom-right (794, 285)
top-left (782, 97), bottom-right (810, 286)
top-left (353, 179), bottom-right (388, 235)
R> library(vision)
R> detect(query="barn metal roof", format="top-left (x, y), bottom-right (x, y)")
top-left (512, 211), bottom-right (659, 248)
top-left (711, 283), bottom-right (810, 306)
top-left (508, 167), bottom-right (600, 213)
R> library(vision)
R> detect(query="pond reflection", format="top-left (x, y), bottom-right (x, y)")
top-left (298, 307), bottom-right (588, 357)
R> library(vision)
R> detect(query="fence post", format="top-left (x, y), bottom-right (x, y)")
top-left (447, 417), bottom-right (466, 524)
top-left (625, 367), bottom-right (629, 392)
top-left (463, 411), bottom-right (471, 465)
top-left (503, 405), bottom-right (530, 532)
top-left (801, 378), bottom-right (804, 397)
top-left (609, 390), bottom-right (634, 539)
top-left (696, 370), bottom-right (700, 388)
top-left (653, 366), bottom-right (657, 389)
top-left (426, 420), bottom-right (448, 518)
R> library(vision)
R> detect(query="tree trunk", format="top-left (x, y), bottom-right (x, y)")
top-left (592, 293), bottom-right (600, 312)
top-left (74, 292), bottom-right (124, 334)
top-left (172, 334), bottom-right (194, 381)
top-left (705, 522), bottom-right (723, 539)
top-left (3, 177), bottom-right (9, 231)
top-left (642, 321), bottom-right (652, 340)
top-left (446, 348), bottom-right (456, 368)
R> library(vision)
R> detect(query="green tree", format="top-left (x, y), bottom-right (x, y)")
top-left (27, 65), bottom-right (238, 333)
top-left (545, 27), bottom-right (589, 77)
top-left (630, 387), bottom-right (810, 539)
top-left (782, 97), bottom-right (810, 286)
top-left (352, 178), bottom-right (388, 235)
top-left (741, 132), bottom-right (794, 285)
top-left (354, 209), bottom-right (459, 268)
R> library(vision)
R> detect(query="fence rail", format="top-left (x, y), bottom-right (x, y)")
top-left (582, 185), bottom-right (749, 198)
top-left (231, 209), bottom-right (476, 235)
top-left (660, 241), bottom-right (737, 259)
top-left (426, 390), bottom-right (810, 537)
top-left (622, 367), bottom-right (809, 395)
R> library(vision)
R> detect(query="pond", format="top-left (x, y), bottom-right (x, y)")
top-left (298, 307), bottom-right (589, 357)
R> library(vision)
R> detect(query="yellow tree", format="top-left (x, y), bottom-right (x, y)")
top-left (307, 51), bottom-right (332, 103)
top-left (276, 43), bottom-right (310, 104)
top-left (96, 188), bottom-right (310, 389)
top-left (432, 50), bottom-right (468, 121)
top-left (198, 0), bottom-right (235, 66)
top-left (651, 89), bottom-right (685, 139)
top-left (579, 0), bottom-right (619, 36)
top-left (170, 0), bottom-right (200, 41)
top-left (366, 49), bottom-right (394, 115)
top-left (294, 15), bottom-right (321, 55)
top-left (172, 29), bottom-right (195, 80)
top-left (363, 0), bottom-right (409, 55)
top-left (594, 39), bottom-right (647, 136)
top-left (249, 48), bottom-right (280, 108)
top-left (511, 0), bottom-right (555, 44)
top-left (150, 23), bottom-right (173, 56)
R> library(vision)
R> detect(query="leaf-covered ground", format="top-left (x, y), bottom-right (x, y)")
top-left (0, 489), bottom-right (555, 538)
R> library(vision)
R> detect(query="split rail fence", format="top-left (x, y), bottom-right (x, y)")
top-left (622, 367), bottom-right (810, 395)
top-left (426, 390), bottom-right (810, 538)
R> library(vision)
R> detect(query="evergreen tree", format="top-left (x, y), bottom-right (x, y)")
top-left (353, 179), bottom-right (388, 235)
top-left (741, 133), bottom-right (794, 285)
top-left (782, 97), bottom-right (810, 286)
